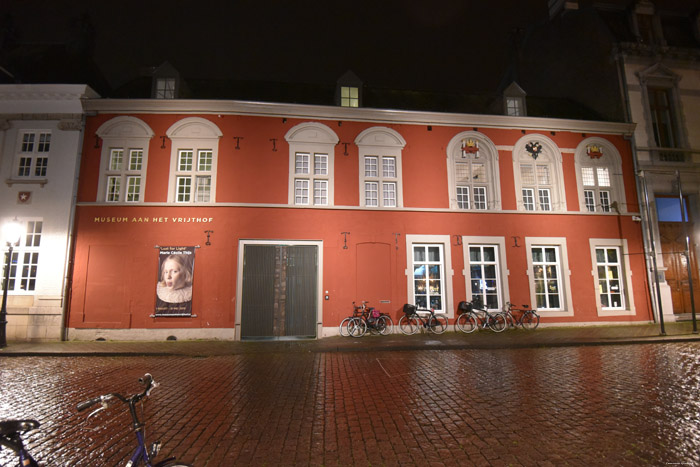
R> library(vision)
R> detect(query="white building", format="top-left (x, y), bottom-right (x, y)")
top-left (0, 84), bottom-right (98, 341)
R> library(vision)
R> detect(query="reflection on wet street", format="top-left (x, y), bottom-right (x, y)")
top-left (1, 343), bottom-right (699, 465)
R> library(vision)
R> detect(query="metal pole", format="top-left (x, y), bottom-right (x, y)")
top-left (640, 171), bottom-right (666, 335)
top-left (0, 242), bottom-right (13, 348)
top-left (676, 171), bottom-right (698, 333)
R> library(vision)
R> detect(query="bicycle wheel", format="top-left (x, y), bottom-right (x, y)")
top-left (398, 315), bottom-right (419, 335)
top-left (520, 311), bottom-right (540, 330)
top-left (489, 313), bottom-right (507, 332)
top-left (504, 311), bottom-right (517, 329)
top-left (378, 315), bottom-right (393, 335)
top-left (348, 317), bottom-right (367, 337)
top-left (428, 315), bottom-right (447, 334)
top-left (162, 463), bottom-right (194, 467)
top-left (456, 312), bottom-right (478, 333)
top-left (339, 317), bottom-right (352, 337)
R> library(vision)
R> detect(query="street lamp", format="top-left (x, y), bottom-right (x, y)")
top-left (1, 219), bottom-right (23, 348)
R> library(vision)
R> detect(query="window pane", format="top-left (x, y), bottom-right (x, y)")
top-left (584, 190), bottom-right (596, 212)
top-left (198, 150), bottom-right (213, 171)
top-left (597, 167), bottom-right (610, 187)
top-left (178, 150), bottom-right (193, 171)
top-left (195, 176), bottom-right (211, 202)
top-left (582, 167), bottom-right (595, 186)
top-left (383, 182), bottom-right (396, 207)
top-left (428, 246), bottom-right (440, 262)
top-left (21, 133), bottom-right (35, 152)
top-left (34, 158), bottom-right (48, 177)
top-left (295, 153), bottom-right (309, 174)
top-left (472, 163), bottom-right (486, 182)
top-left (177, 177), bottom-right (192, 202)
top-left (109, 149), bottom-right (124, 171)
top-left (538, 189), bottom-right (551, 211)
top-left (295, 179), bottom-right (309, 205)
top-left (314, 180), bottom-right (328, 205)
top-left (107, 176), bottom-right (121, 202)
top-left (365, 156), bottom-right (378, 177)
top-left (473, 187), bottom-right (487, 210)
top-left (126, 177), bottom-right (141, 202)
top-left (314, 154), bottom-right (328, 175)
top-left (383, 157), bottom-right (396, 178)
top-left (365, 182), bottom-right (378, 206)
top-left (129, 150), bottom-right (143, 170)
top-left (522, 188), bottom-right (535, 211)
top-left (38, 133), bottom-right (51, 152)
top-left (455, 162), bottom-right (469, 182)
top-left (600, 191), bottom-right (611, 212)
top-left (537, 165), bottom-right (551, 185)
top-left (413, 247), bottom-right (425, 262)
top-left (521, 165), bottom-right (535, 185)
top-left (457, 186), bottom-right (469, 209)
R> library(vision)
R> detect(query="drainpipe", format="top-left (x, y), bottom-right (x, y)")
top-left (60, 109), bottom-right (88, 341)
top-left (676, 171), bottom-right (698, 333)
top-left (640, 172), bottom-right (666, 334)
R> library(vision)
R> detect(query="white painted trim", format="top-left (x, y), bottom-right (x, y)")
top-left (356, 127), bottom-right (405, 208)
top-left (235, 239), bottom-right (324, 341)
top-left (513, 134), bottom-right (567, 212)
top-left (285, 122), bottom-right (338, 206)
top-left (84, 99), bottom-right (636, 136)
top-left (446, 131), bottom-right (502, 211)
top-left (574, 137), bottom-right (627, 214)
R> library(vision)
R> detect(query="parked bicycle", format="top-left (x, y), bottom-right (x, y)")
top-left (399, 304), bottom-right (448, 335)
top-left (455, 297), bottom-right (508, 333)
top-left (340, 301), bottom-right (393, 337)
top-left (0, 374), bottom-right (190, 467)
top-left (502, 302), bottom-right (540, 330)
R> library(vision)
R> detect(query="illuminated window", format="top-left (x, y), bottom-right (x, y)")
top-left (155, 78), bottom-right (176, 99)
top-left (2, 221), bottom-right (42, 293)
top-left (16, 131), bottom-right (51, 178)
top-left (356, 127), bottom-right (405, 208)
top-left (286, 122), bottom-right (338, 207)
top-left (513, 136), bottom-right (565, 212)
top-left (575, 138), bottom-right (625, 214)
top-left (340, 86), bottom-right (359, 107)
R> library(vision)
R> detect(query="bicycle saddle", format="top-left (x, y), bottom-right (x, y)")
top-left (0, 419), bottom-right (40, 436)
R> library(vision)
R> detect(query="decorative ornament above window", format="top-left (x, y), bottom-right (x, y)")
top-left (525, 141), bottom-right (543, 159)
top-left (461, 138), bottom-right (479, 158)
top-left (586, 144), bottom-right (603, 159)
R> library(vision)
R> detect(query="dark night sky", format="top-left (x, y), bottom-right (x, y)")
top-left (2, 0), bottom-right (698, 95)
top-left (0, 0), bottom-right (551, 93)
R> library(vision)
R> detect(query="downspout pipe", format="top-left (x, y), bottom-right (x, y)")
top-left (676, 171), bottom-right (698, 333)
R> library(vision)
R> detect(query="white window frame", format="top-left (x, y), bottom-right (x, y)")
top-left (340, 86), bottom-right (359, 107)
top-left (446, 131), bottom-right (501, 211)
top-left (574, 138), bottom-right (626, 214)
top-left (405, 234), bottom-right (454, 318)
top-left (1, 220), bottom-right (42, 294)
top-left (97, 117), bottom-right (154, 203)
top-left (589, 238), bottom-right (635, 317)
top-left (525, 237), bottom-right (574, 317)
top-left (286, 122), bottom-right (338, 207)
top-left (15, 130), bottom-right (51, 180)
top-left (462, 236), bottom-right (510, 312)
top-left (292, 152), bottom-right (330, 206)
top-left (356, 127), bottom-right (405, 209)
top-left (155, 78), bottom-right (176, 99)
top-left (166, 118), bottom-right (222, 204)
top-left (513, 135), bottom-right (566, 212)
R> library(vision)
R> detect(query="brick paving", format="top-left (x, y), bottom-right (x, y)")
top-left (1, 322), bottom-right (700, 466)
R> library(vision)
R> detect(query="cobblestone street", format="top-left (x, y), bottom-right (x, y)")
top-left (2, 342), bottom-right (700, 465)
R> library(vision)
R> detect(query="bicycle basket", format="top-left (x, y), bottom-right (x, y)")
top-left (458, 301), bottom-right (472, 313)
top-left (371, 308), bottom-right (381, 319)
top-left (403, 303), bottom-right (416, 315)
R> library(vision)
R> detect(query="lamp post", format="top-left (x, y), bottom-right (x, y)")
top-left (1, 220), bottom-right (23, 348)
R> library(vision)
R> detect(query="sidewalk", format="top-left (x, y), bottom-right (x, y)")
top-left (2, 321), bottom-right (699, 357)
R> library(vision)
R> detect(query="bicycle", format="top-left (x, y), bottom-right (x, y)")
top-left (0, 374), bottom-right (190, 467)
top-left (340, 301), bottom-right (393, 337)
top-left (502, 302), bottom-right (540, 330)
top-left (77, 373), bottom-right (191, 467)
top-left (398, 304), bottom-right (448, 335)
top-left (455, 297), bottom-right (508, 333)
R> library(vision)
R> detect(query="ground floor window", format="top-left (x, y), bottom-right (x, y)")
top-left (525, 237), bottom-right (573, 316)
top-left (411, 244), bottom-right (445, 311)
top-left (589, 239), bottom-right (634, 316)
top-left (468, 245), bottom-right (501, 309)
top-left (2, 220), bottom-right (42, 292)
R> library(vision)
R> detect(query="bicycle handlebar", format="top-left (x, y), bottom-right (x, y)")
top-left (77, 374), bottom-right (157, 412)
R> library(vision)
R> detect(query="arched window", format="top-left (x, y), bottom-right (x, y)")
top-left (166, 118), bottom-right (222, 204)
top-left (446, 132), bottom-right (501, 210)
top-left (96, 116), bottom-right (154, 203)
top-left (285, 122), bottom-right (339, 206)
top-left (355, 127), bottom-right (406, 208)
top-left (574, 138), bottom-right (626, 213)
top-left (512, 135), bottom-right (566, 212)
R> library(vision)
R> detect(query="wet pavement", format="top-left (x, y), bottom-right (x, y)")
top-left (1, 322), bottom-right (700, 466)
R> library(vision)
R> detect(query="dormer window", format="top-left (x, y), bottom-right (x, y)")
top-left (336, 70), bottom-right (363, 108)
top-left (503, 82), bottom-right (527, 116)
top-left (506, 97), bottom-right (524, 116)
top-left (155, 78), bottom-right (176, 99)
top-left (340, 86), bottom-right (359, 107)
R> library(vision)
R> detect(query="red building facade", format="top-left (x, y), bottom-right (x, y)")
top-left (66, 99), bottom-right (650, 340)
